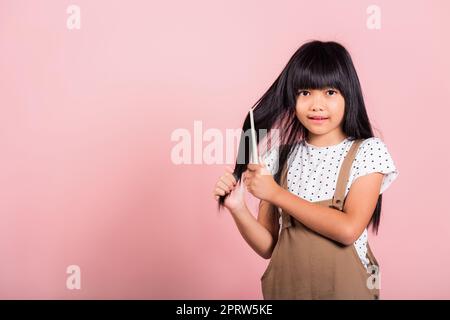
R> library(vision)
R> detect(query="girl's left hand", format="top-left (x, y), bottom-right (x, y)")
top-left (243, 156), bottom-right (281, 202)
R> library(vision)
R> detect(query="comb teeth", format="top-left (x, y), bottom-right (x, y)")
top-left (249, 108), bottom-right (259, 164)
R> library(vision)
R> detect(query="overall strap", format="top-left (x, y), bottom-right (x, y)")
top-left (330, 139), bottom-right (364, 211)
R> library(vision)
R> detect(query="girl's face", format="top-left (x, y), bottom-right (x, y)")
top-left (295, 88), bottom-right (346, 140)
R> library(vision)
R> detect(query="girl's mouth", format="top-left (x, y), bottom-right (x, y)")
top-left (308, 116), bottom-right (329, 124)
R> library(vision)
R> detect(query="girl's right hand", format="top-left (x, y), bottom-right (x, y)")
top-left (213, 166), bottom-right (246, 213)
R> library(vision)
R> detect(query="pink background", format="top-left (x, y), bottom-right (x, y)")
top-left (0, 0), bottom-right (449, 299)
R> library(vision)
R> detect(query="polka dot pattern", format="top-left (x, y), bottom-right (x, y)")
top-left (261, 137), bottom-right (399, 270)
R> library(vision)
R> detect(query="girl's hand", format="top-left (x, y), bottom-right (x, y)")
top-left (243, 156), bottom-right (281, 202)
top-left (213, 166), bottom-right (246, 213)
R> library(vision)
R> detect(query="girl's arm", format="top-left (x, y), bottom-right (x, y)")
top-left (270, 172), bottom-right (384, 245)
top-left (229, 200), bottom-right (279, 259)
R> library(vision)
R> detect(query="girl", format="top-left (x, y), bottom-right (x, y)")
top-left (213, 40), bottom-right (399, 300)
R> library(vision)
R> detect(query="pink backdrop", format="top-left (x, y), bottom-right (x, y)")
top-left (0, 0), bottom-right (449, 299)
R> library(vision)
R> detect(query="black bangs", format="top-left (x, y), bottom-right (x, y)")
top-left (288, 43), bottom-right (347, 94)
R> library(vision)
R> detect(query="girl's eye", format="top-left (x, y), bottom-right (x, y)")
top-left (326, 90), bottom-right (338, 96)
top-left (298, 90), bottom-right (310, 96)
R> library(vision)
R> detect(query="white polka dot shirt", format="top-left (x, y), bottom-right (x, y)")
top-left (262, 137), bottom-right (399, 270)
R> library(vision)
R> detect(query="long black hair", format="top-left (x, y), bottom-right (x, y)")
top-left (218, 40), bottom-right (382, 234)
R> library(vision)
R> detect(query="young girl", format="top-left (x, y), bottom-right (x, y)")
top-left (213, 40), bottom-right (399, 300)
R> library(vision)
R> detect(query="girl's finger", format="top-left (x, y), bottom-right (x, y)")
top-left (220, 175), bottom-right (235, 189)
top-left (215, 187), bottom-right (226, 196)
top-left (217, 180), bottom-right (231, 193)
top-left (225, 169), bottom-right (238, 184)
top-left (223, 173), bottom-right (237, 186)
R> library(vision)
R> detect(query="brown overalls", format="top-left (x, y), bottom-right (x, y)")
top-left (261, 139), bottom-right (381, 300)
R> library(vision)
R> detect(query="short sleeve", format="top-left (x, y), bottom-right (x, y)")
top-left (261, 146), bottom-right (279, 176)
top-left (348, 137), bottom-right (399, 195)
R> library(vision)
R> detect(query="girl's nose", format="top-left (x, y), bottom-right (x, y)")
top-left (312, 105), bottom-right (325, 111)
top-left (312, 94), bottom-right (326, 110)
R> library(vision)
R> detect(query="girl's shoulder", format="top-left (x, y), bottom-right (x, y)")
top-left (354, 137), bottom-right (392, 158)
top-left (349, 136), bottom-right (399, 194)
top-left (357, 136), bottom-right (386, 147)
